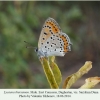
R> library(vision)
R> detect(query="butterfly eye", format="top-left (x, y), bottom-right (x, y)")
top-left (35, 48), bottom-right (38, 52)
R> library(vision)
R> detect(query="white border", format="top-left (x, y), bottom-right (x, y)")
top-left (0, 89), bottom-right (100, 100)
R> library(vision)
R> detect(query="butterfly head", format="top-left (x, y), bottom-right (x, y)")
top-left (34, 48), bottom-right (43, 58)
top-left (34, 48), bottom-right (38, 52)
top-left (35, 48), bottom-right (47, 58)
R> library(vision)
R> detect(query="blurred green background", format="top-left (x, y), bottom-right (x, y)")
top-left (0, 1), bottom-right (100, 88)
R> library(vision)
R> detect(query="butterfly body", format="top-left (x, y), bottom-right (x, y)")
top-left (36, 17), bottom-right (72, 58)
top-left (36, 46), bottom-right (65, 58)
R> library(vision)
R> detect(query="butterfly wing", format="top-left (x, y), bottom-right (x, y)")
top-left (39, 33), bottom-right (71, 57)
top-left (38, 17), bottom-right (61, 48)
top-left (38, 17), bottom-right (71, 57)
top-left (58, 32), bottom-right (72, 53)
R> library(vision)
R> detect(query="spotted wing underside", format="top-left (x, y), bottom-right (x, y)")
top-left (40, 33), bottom-right (71, 56)
top-left (38, 17), bottom-right (61, 48)
top-left (38, 17), bottom-right (71, 56)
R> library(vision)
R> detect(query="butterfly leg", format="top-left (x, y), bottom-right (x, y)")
top-left (43, 52), bottom-right (49, 60)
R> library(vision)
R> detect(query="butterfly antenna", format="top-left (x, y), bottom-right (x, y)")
top-left (24, 41), bottom-right (36, 49)
top-left (26, 46), bottom-right (35, 48)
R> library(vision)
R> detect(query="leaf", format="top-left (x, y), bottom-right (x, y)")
top-left (63, 61), bottom-right (92, 89)
top-left (49, 56), bottom-right (62, 87)
top-left (79, 77), bottom-right (100, 89)
top-left (40, 57), bottom-right (58, 89)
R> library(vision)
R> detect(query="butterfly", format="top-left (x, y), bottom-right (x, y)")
top-left (35, 17), bottom-right (72, 58)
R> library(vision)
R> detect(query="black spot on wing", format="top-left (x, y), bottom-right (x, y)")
top-left (61, 44), bottom-right (63, 46)
top-left (43, 38), bottom-right (45, 40)
top-left (44, 32), bottom-right (48, 35)
top-left (47, 42), bottom-right (49, 44)
top-left (51, 37), bottom-right (53, 39)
